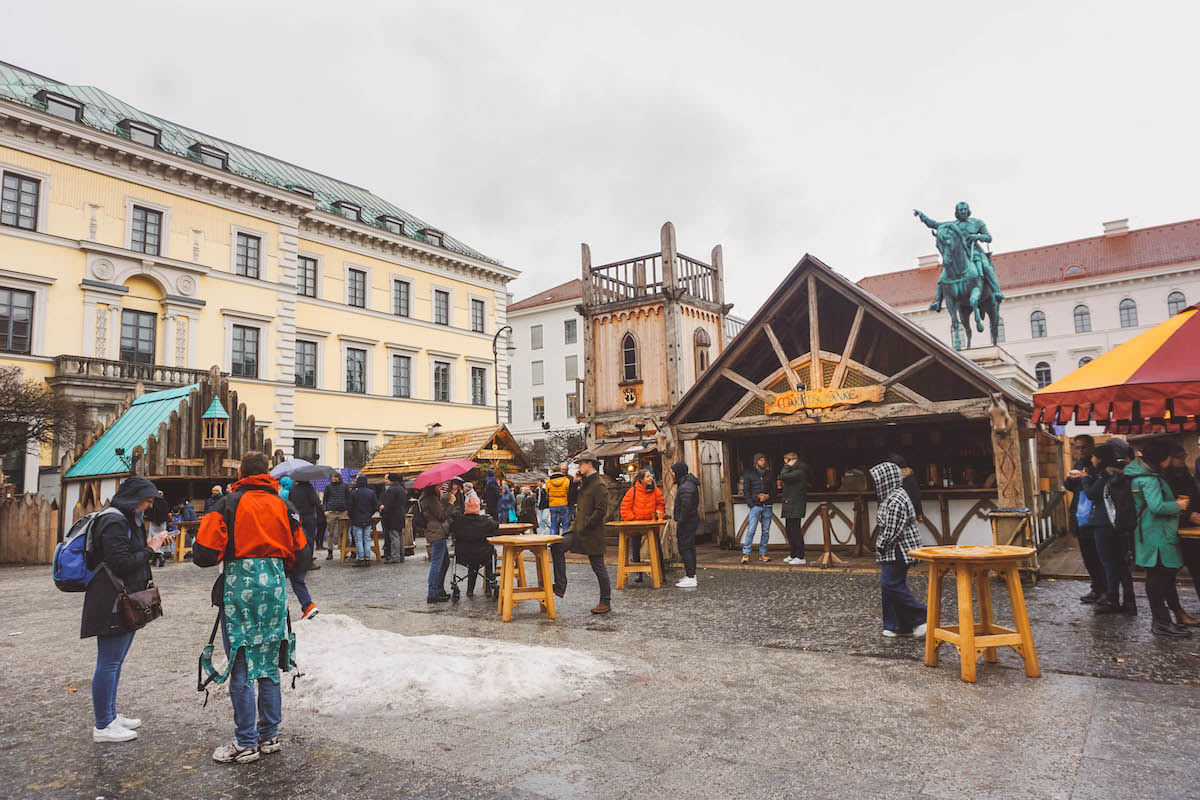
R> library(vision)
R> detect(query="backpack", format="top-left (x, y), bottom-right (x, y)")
top-left (410, 500), bottom-right (427, 534)
top-left (1106, 473), bottom-right (1137, 532)
top-left (52, 507), bottom-right (121, 592)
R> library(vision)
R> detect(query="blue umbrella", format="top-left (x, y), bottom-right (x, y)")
top-left (270, 458), bottom-right (312, 479)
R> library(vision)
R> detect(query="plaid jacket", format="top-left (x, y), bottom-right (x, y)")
top-left (870, 462), bottom-right (923, 565)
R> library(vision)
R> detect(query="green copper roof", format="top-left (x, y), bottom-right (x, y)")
top-left (0, 60), bottom-right (499, 266)
top-left (65, 384), bottom-right (198, 478)
top-left (201, 397), bottom-right (229, 420)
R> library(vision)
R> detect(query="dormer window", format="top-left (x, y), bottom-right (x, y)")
top-left (289, 185), bottom-right (315, 199)
top-left (334, 201), bottom-right (361, 222)
top-left (419, 228), bottom-right (443, 247)
top-left (188, 142), bottom-right (228, 170)
top-left (118, 119), bottom-right (161, 148)
top-left (378, 215), bottom-right (404, 235)
top-left (35, 90), bottom-right (83, 122)
top-left (1064, 264), bottom-right (1084, 277)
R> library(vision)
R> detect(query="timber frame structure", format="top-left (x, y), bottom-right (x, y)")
top-left (667, 255), bottom-right (1045, 563)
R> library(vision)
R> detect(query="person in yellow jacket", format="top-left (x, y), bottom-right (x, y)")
top-left (546, 464), bottom-right (572, 538)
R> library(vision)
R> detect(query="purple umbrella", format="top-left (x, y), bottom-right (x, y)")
top-left (412, 459), bottom-right (477, 489)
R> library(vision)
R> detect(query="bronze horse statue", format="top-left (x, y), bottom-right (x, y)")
top-left (929, 221), bottom-right (1000, 349)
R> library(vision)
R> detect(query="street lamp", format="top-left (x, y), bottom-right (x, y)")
top-left (114, 447), bottom-right (139, 473)
top-left (492, 325), bottom-right (515, 425)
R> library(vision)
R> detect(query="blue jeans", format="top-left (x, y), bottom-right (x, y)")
top-left (538, 508), bottom-right (550, 534)
top-left (881, 556), bottom-right (927, 633)
top-left (222, 615), bottom-right (281, 748)
top-left (92, 630), bottom-right (135, 729)
top-left (290, 567), bottom-right (312, 609)
top-left (549, 506), bottom-right (570, 537)
top-left (351, 525), bottom-right (372, 561)
top-left (743, 505), bottom-right (773, 555)
top-left (428, 538), bottom-right (449, 598)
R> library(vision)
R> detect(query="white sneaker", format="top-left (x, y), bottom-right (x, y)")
top-left (675, 576), bottom-right (698, 588)
top-left (212, 741), bottom-right (261, 763)
top-left (912, 623), bottom-right (927, 637)
top-left (881, 629), bottom-right (913, 638)
top-left (114, 714), bottom-right (142, 730)
top-left (93, 722), bottom-right (137, 743)
top-left (783, 557), bottom-right (796, 564)
top-left (794, 557), bottom-right (806, 565)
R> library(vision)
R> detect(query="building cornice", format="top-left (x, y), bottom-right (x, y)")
top-left (0, 99), bottom-right (317, 223)
top-left (507, 298), bottom-right (582, 317)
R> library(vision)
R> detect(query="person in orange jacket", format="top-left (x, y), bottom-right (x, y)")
top-left (620, 469), bottom-right (666, 583)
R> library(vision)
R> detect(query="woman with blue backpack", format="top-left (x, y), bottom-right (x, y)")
top-left (80, 476), bottom-right (172, 743)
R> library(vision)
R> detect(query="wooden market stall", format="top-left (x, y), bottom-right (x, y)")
top-left (60, 366), bottom-right (283, 531)
top-left (358, 424), bottom-right (530, 483)
top-left (666, 254), bottom-right (1050, 566)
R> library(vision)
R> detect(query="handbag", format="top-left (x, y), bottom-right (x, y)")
top-left (103, 564), bottom-right (164, 631)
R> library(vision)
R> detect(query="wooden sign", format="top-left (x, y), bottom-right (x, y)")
top-left (165, 457), bottom-right (204, 467)
top-left (221, 459), bottom-right (242, 468)
top-left (764, 384), bottom-right (885, 415)
top-left (478, 448), bottom-right (512, 460)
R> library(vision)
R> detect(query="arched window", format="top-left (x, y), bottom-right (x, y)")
top-left (1030, 310), bottom-right (1047, 338)
top-left (621, 332), bottom-right (639, 382)
top-left (1078, 357), bottom-right (1093, 368)
top-left (951, 324), bottom-right (962, 351)
top-left (1073, 304), bottom-right (1092, 333)
top-left (1167, 291), bottom-right (1187, 316)
top-left (693, 328), bottom-right (712, 375)
top-left (1118, 298), bottom-right (1138, 328)
top-left (1065, 265), bottom-right (1084, 276)
top-left (1034, 361), bottom-right (1052, 389)
top-left (995, 317), bottom-right (1006, 344)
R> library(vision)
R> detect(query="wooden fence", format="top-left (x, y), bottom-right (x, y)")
top-left (0, 493), bottom-right (60, 564)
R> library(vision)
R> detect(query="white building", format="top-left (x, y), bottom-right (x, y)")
top-left (506, 279), bottom-right (586, 442)
top-left (858, 217), bottom-right (1200, 391)
top-left (506, 277), bottom-right (748, 447)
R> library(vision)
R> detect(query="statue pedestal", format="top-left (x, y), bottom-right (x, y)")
top-left (960, 345), bottom-right (1037, 396)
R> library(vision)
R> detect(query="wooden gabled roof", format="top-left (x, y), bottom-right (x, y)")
top-left (358, 425), bottom-right (529, 478)
top-left (669, 254), bottom-right (1031, 428)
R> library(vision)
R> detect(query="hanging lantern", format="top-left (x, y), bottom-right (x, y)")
top-left (202, 397), bottom-right (230, 451)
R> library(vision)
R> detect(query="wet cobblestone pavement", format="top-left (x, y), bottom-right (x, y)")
top-left (2, 555), bottom-right (1198, 799)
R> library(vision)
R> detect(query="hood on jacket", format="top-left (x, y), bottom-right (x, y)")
top-left (109, 476), bottom-right (159, 514)
top-left (671, 461), bottom-right (689, 481)
top-left (886, 452), bottom-right (907, 469)
top-left (1123, 458), bottom-right (1157, 480)
top-left (279, 476), bottom-right (293, 489)
top-left (355, 474), bottom-right (368, 488)
top-left (870, 462), bottom-right (904, 503)
top-left (231, 472), bottom-right (281, 493)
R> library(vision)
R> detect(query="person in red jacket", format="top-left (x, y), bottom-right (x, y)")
top-left (194, 451), bottom-right (305, 765)
top-left (620, 469), bottom-right (666, 583)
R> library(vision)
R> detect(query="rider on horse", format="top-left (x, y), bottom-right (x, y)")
top-left (914, 202), bottom-right (1004, 312)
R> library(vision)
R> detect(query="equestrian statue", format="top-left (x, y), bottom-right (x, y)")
top-left (913, 202), bottom-right (1004, 349)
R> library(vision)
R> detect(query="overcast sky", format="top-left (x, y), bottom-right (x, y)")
top-left (9, 1), bottom-right (1200, 316)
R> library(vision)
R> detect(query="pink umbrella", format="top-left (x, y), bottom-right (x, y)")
top-left (412, 459), bottom-right (478, 489)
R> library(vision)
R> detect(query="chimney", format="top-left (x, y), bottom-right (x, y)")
top-left (425, 422), bottom-right (442, 438)
top-left (1103, 218), bottom-right (1129, 236)
top-left (918, 254), bottom-right (940, 268)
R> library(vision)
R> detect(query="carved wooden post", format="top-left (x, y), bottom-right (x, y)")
top-left (815, 502), bottom-right (845, 568)
top-left (661, 222), bottom-right (684, 406)
top-left (580, 242), bottom-right (596, 447)
top-left (720, 440), bottom-right (736, 548)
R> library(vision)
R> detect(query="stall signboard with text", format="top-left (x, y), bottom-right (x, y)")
top-left (764, 384), bottom-right (885, 415)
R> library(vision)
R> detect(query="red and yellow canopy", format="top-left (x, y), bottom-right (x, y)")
top-left (1033, 302), bottom-right (1200, 425)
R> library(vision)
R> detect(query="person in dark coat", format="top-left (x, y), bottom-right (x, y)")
top-left (1064, 435), bottom-right (1105, 603)
top-left (671, 461), bottom-right (701, 588)
top-left (779, 452), bottom-right (810, 564)
top-left (450, 494), bottom-right (499, 596)
top-left (483, 469), bottom-right (502, 519)
top-left (380, 473), bottom-right (408, 564)
top-left (82, 476), bottom-right (172, 742)
top-left (553, 454), bottom-right (611, 614)
top-left (347, 475), bottom-right (379, 565)
top-left (1166, 443), bottom-right (1200, 621)
top-left (420, 486), bottom-right (451, 602)
top-left (321, 473), bottom-right (351, 560)
top-left (285, 478), bottom-right (322, 610)
top-left (203, 485), bottom-right (223, 514)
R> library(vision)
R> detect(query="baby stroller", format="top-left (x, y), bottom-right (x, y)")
top-left (449, 533), bottom-right (500, 602)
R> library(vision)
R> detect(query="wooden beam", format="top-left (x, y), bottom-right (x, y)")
top-left (830, 306), bottom-right (865, 390)
top-left (675, 397), bottom-right (994, 436)
top-left (720, 368), bottom-right (769, 400)
top-left (807, 274), bottom-right (821, 388)
top-left (763, 323), bottom-right (801, 391)
top-left (883, 354), bottom-right (935, 388)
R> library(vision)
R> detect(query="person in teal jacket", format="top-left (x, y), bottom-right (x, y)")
top-left (1126, 439), bottom-right (1193, 638)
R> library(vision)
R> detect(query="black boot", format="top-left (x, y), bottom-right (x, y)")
top-left (1152, 620), bottom-right (1192, 637)
top-left (1080, 590), bottom-right (1100, 604)
top-left (1094, 595), bottom-right (1121, 615)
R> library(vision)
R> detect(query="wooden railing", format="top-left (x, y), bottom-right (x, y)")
top-left (53, 356), bottom-right (215, 387)
top-left (589, 252), bottom-right (719, 304)
top-left (676, 253), bottom-right (718, 303)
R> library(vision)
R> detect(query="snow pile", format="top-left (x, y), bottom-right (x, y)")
top-left (291, 614), bottom-right (620, 716)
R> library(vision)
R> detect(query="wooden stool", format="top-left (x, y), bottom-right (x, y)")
top-left (909, 545), bottom-right (1040, 683)
top-left (609, 519), bottom-right (667, 589)
top-left (488, 534), bottom-right (562, 622)
top-left (172, 521), bottom-right (199, 562)
top-left (340, 518), bottom-right (382, 563)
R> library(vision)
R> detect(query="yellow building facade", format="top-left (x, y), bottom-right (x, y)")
top-left (0, 62), bottom-right (517, 492)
